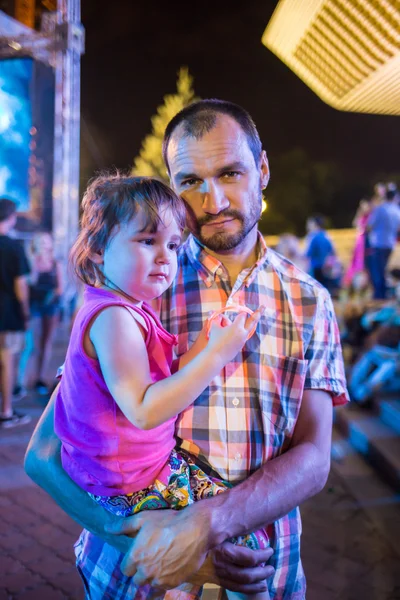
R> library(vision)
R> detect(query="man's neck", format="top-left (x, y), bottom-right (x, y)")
top-left (204, 227), bottom-right (260, 284)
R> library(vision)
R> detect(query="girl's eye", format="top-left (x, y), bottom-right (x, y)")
top-left (140, 239), bottom-right (154, 245)
top-left (168, 242), bottom-right (179, 251)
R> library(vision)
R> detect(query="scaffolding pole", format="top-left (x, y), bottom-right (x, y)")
top-left (0, 2), bottom-right (84, 270)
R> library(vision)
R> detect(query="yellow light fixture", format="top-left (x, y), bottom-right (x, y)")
top-left (262, 0), bottom-right (400, 115)
top-left (262, 198), bottom-right (268, 212)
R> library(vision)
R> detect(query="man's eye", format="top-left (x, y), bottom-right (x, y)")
top-left (222, 171), bottom-right (240, 179)
top-left (181, 178), bottom-right (198, 187)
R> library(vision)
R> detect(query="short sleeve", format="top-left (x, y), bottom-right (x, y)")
top-left (14, 243), bottom-right (30, 277)
top-left (367, 207), bottom-right (378, 228)
top-left (304, 288), bottom-right (349, 406)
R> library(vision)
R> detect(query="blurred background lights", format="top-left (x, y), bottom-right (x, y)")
top-left (262, 0), bottom-right (400, 115)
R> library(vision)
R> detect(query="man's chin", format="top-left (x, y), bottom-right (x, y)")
top-left (199, 231), bottom-right (244, 252)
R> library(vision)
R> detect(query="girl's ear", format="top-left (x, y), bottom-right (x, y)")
top-left (90, 249), bottom-right (104, 264)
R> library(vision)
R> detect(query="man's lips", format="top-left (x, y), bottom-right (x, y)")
top-left (203, 218), bottom-right (235, 227)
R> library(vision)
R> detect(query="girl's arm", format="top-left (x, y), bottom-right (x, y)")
top-left (55, 261), bottom-right (64, 296)
top-left (90, 305), bottom-right (262, 430)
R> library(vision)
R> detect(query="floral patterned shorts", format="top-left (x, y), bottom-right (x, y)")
top-left (89, 449), bottom-right (269, 551)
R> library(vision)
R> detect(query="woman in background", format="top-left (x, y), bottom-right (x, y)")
top-left (15, 232), bottom-right (63, 396)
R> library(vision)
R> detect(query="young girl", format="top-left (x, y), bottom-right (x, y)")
top-left (55, 174), bottom-right (270, 599)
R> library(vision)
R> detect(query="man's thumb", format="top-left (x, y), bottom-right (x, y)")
top-left (105, 514), bottom-right (143, 536)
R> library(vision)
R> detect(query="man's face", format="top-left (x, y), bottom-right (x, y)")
top-left (306, 218), bottom-right (316, 233)
top-left (167, 115), bottom-right (269, 252)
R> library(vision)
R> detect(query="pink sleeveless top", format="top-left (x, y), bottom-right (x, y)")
top-left (54, 286), bottom-right (178, 496)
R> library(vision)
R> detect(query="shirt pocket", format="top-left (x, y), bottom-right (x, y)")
top-left (259, 354), bottom-right (308, 453)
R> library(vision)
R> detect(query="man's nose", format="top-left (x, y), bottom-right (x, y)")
top-left (200, 180), bottom-right (229, 214)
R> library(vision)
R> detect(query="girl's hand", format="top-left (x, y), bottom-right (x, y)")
top-left (207, 306), bottom-right (265, 363)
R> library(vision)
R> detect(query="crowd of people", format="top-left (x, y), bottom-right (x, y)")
top-left (0, 199), bottom-right (62, 428)
top-left (274, 180), bottom-right (400, 406)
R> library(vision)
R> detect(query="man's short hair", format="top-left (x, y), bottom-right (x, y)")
top-left (386, 184), bottom-right (397, 201)
top-left (0, 198), bottom-right (17, 222)
top-left (309, 214), bottom-right (326, 229)
top-left (162, 99), bottom-right (262, 173)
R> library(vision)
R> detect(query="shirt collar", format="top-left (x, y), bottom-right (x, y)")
top-left (184, 232), bottom-right (269, 288)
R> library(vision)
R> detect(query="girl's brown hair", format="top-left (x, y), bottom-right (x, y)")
top-left (70, 173), bottom-right (186, 286)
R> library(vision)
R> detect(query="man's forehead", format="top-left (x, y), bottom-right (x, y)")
top-left (167, 116), bottom-right (252, 175)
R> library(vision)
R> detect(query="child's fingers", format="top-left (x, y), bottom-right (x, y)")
top-left (244, 306), bottom-right (266, 331)
top-left (220, 315), bottom-right (231, 327)
top-left (232, 312), bottom-right (248, 327)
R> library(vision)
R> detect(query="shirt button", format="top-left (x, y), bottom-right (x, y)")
top-left (235, 453), bottom-right (241, 461)
top-left (232, 398), bottom-right (240, 407)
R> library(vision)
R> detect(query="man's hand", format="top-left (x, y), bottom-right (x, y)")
top-left (105, 507), bottom-right (210, 588)
top-left (211, 543), bottom-right (274, 593)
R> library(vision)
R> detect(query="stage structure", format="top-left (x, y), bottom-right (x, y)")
top-left (0, 1), bottom-right (84, 266)
top-left (262, 0), bottom-right (400, 116)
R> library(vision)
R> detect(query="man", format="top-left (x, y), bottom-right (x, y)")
top-left (25, 100), bottom-right (348, 599)
top-left (304, 214), bottom-right (341, 296)
top-left (0, 198), bottom-right (31, 428)
top-left (366, 185), bottom-right (400, 299)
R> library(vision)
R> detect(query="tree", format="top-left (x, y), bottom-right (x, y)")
top-left (132, 67), bottom-right (198, 181)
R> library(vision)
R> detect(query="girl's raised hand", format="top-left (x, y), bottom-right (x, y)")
top-left (207, 306), bottom-right (265, 363)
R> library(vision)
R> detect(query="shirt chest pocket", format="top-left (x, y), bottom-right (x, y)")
top-left (259, 354), bottom-right (308, 445)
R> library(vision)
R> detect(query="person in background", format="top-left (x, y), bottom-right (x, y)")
top-left (274, 233), bottom-right (308, 272)
top-left (305, 214), bottom-right (341, 295)
top-left (0, 198), bottom-right (31, 428)
top-left (22, 232), bottom-right (63, 395)
top-left (372, 182), bottom-right (386, 205)
top-left (343, 198), bottom-right (371, 288)
top-left (387, 182), bottom-right (400, 207)
top-left (366, 186), bottom-right (400, 300)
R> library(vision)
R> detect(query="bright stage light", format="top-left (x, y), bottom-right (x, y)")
top-left (0, 58), bottom-right (33, 210)
top-left (262, 198), bottom-right (268, 212)
top-left (262, 0), bottom-right (400, 115)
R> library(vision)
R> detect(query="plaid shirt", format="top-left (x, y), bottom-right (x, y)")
top-left (75, 233), bottom-right (349, 600)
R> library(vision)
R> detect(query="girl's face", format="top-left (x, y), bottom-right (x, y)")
top-left (35, 233), bottom-right (53, 256)
top-left (98, 206), bottom-right (182, 303)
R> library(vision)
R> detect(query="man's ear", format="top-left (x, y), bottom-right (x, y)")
top-left (260, 150), bottom-right (270, 189)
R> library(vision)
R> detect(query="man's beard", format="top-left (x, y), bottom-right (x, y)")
top-left (188, 190), bottom-right (262, 252)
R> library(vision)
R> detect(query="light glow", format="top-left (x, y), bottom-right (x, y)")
top-left (262, 0), bottom-right (400, 115)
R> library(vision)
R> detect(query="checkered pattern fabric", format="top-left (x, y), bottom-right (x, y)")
top-left (75, 233), bottom-right (349, 600)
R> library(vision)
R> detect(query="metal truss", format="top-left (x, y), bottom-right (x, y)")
top-left (0, 1), bottom-right (84, 284)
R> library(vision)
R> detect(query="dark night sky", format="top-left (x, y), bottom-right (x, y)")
top-left (79, 0), bottom-right (400, 187)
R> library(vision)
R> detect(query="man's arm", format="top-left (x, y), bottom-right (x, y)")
top-left (14, 275), bottom-right (29, 321)
top-left (205, 388), bottom-right (332, 543)
top-left (25, 386), bottom-right (274, 592)
top-left (24, 387), bottom-right (133, 553)
top-left (107, 389), bottom-right (333, 587)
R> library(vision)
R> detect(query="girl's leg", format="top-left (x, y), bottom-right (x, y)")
top-left (38, 313), bottom-right (59, 382)
top-left (16, 328), bottom-right (34, 388)
top-left (0, 347), bottom-right (14, 416)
